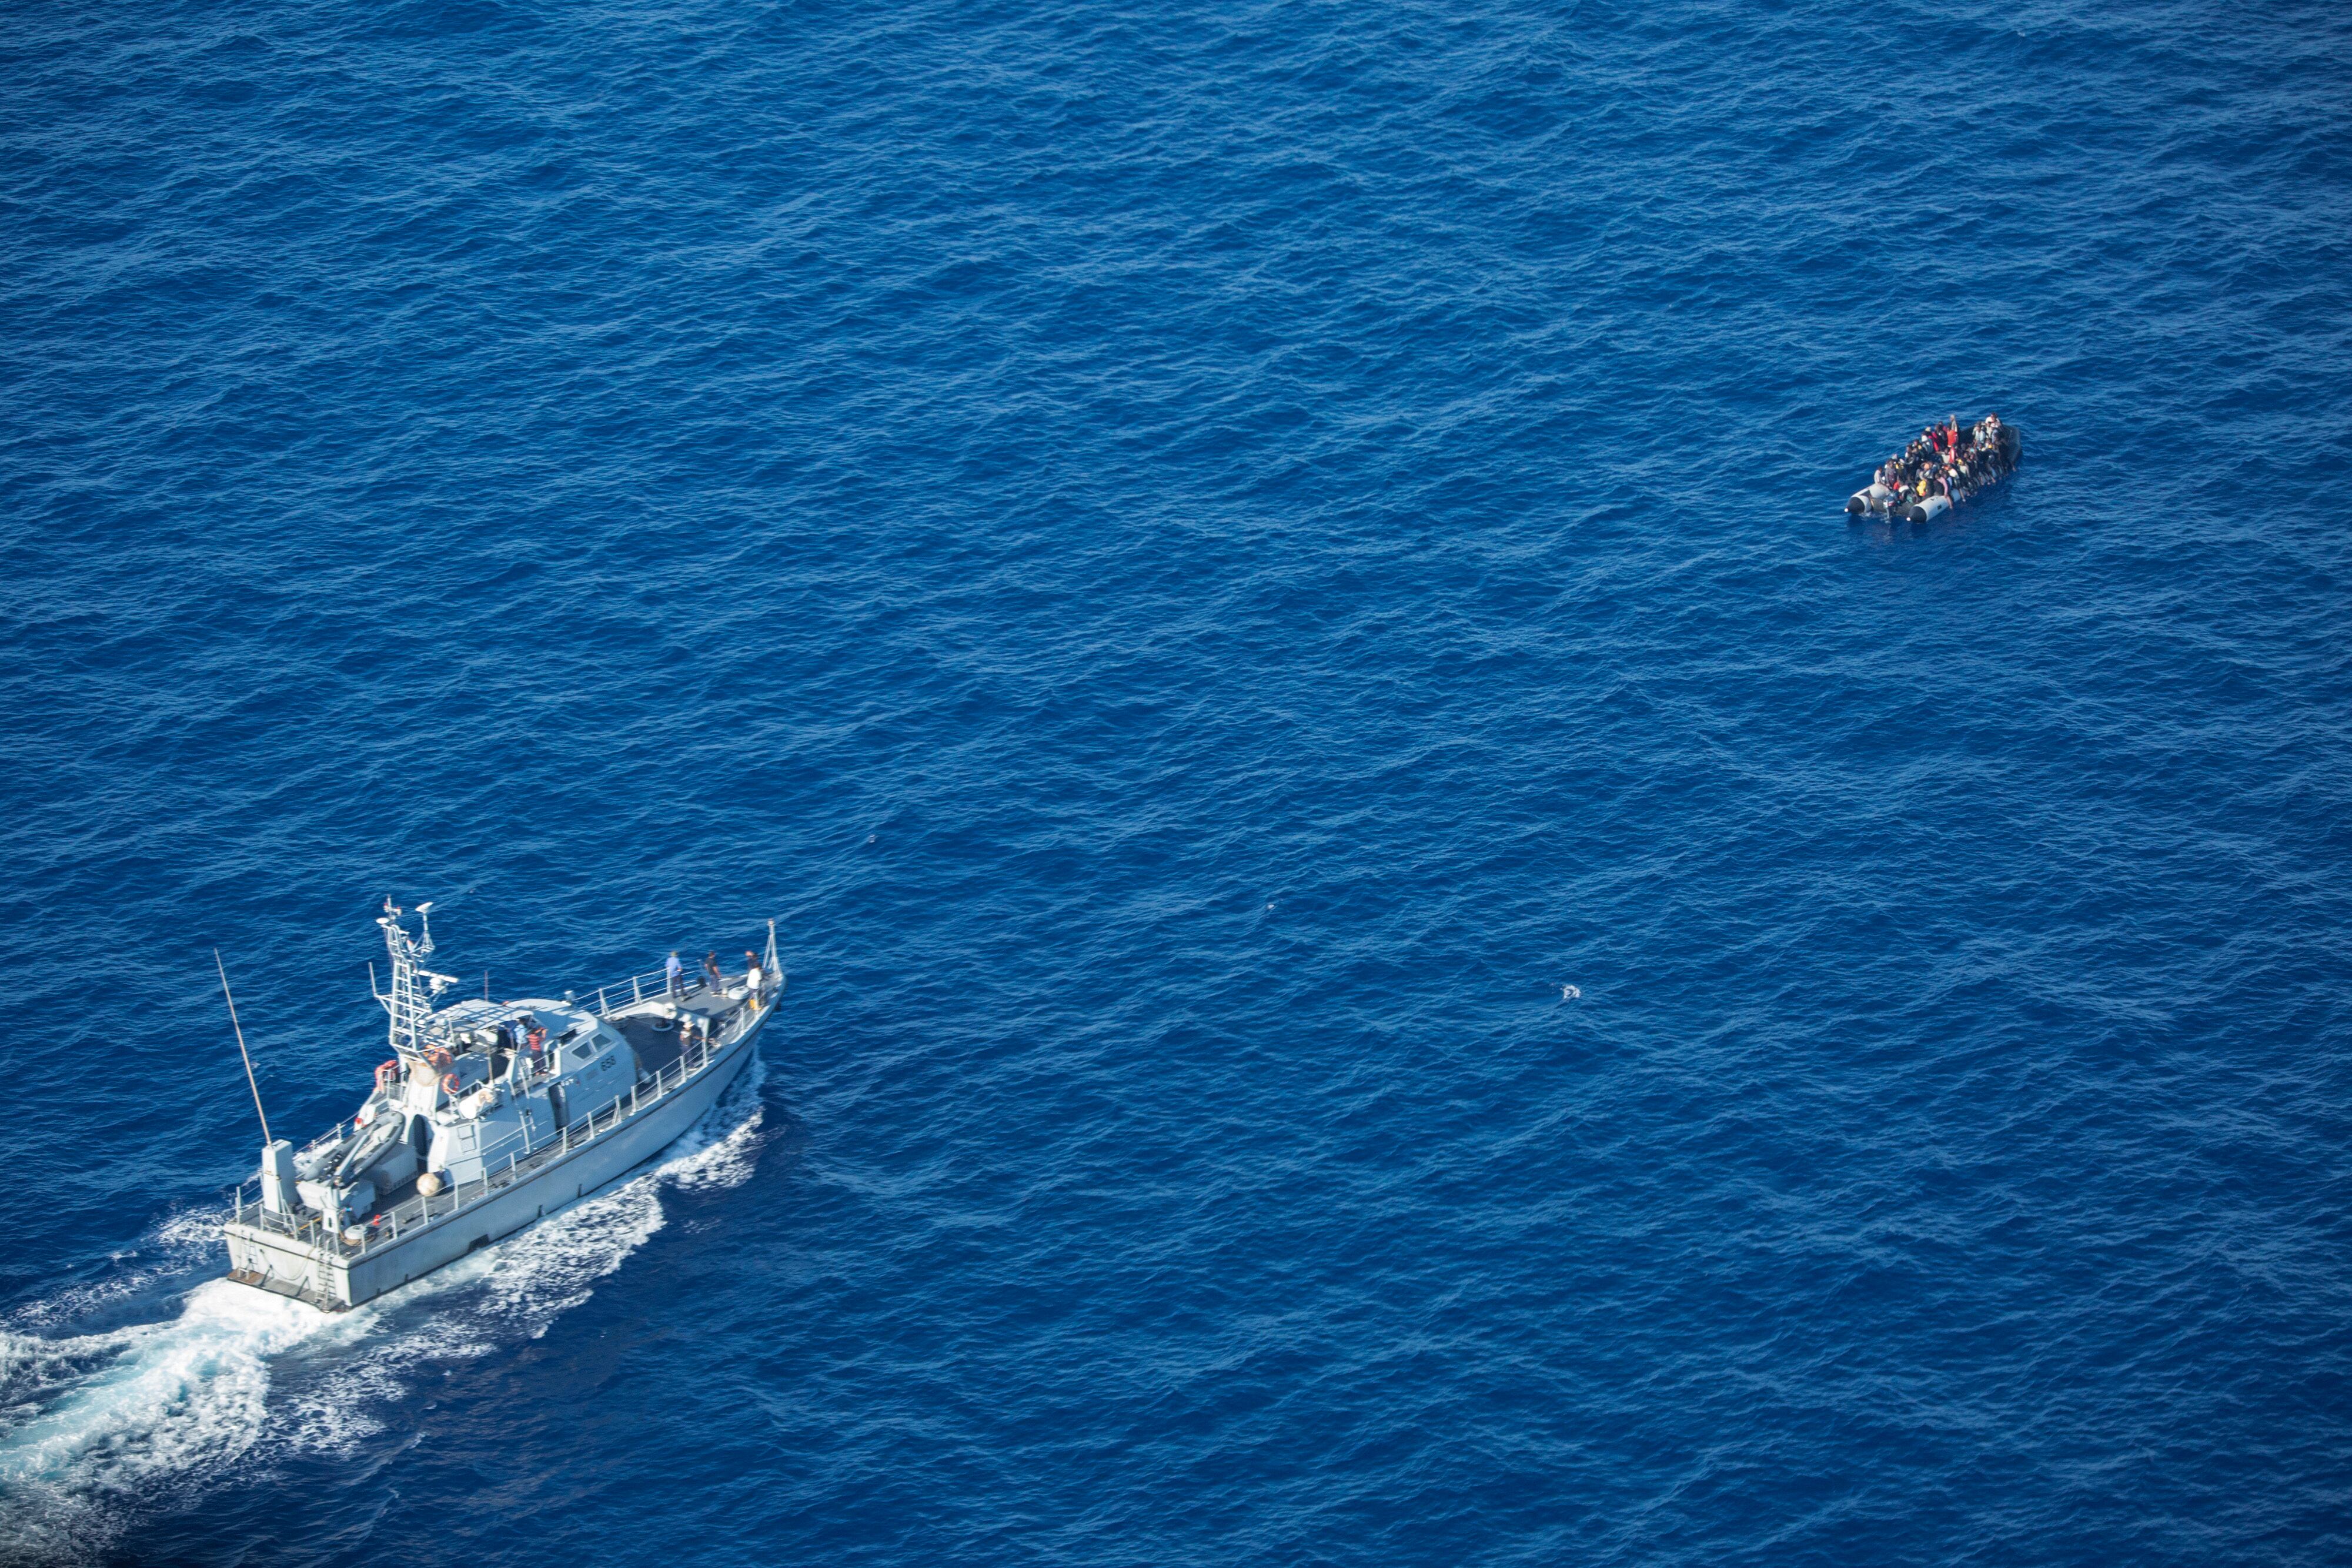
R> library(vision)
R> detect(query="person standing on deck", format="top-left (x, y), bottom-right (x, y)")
top-left (744, 951), bottom-right (763, 1001)
top-left (665, 950), bottom-right (684, 998)
top-left (703, 952), bottom-right (724, 993)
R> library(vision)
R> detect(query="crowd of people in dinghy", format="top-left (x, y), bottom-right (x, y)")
top-left (1876, 413), bottom-right (2008, 506)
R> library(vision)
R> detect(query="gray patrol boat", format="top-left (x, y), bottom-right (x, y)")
top-left (222, 901), bottom-right (778, 1310)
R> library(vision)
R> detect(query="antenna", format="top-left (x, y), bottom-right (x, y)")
top-left (214, 948), bottom-right (272, 1146)
top-left (377, 901), bottom-right (450, 1055)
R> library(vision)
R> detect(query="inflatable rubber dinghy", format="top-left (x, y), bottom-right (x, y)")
top-left (1847, 420), bottom-right (2020, 520)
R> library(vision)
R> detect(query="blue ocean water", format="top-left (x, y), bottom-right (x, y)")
top-left (5, 0), bottom-right (2352, 1560)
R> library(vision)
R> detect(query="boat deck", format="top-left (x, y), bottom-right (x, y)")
top-left (225, 972), bottom-right (773, 1291)
top-left (609, 980), bottom-right (743, 1075)
top-left (225, 1266), bottom-right (326, 1307)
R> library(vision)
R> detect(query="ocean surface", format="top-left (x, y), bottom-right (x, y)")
top-left (4, 0), bottom-right (2351, 1562)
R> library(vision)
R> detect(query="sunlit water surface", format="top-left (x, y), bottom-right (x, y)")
top-left (4, 0), bottom-right (2350, 1562)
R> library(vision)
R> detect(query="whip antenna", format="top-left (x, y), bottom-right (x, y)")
top-left (215, 947), bottom-right (272, 1146)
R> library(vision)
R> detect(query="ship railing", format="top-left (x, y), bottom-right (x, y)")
top-left (223, 1182), bottom-right (335, 1244)
top-left (574, 961), bottom-right (770, 1019)
top-left (300, 1121), bottom-right (352, 1159)
top-left (227, 988), bottom-right (768, 1262)
top-left (269, 967), bottom-right (769, 1179)
top-left (333, 1013), bottom-right (756, 1258)
top-left (342, 1044), bottom-right (704, 1250)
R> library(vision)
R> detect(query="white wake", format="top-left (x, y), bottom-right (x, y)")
top-left (0, 1052), bottom-right (769, 1557)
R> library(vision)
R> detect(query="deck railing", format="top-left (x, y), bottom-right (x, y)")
top-left (577, 961), bottom-right (771, 1019)
top-left (226, 985), bottom-right (773, 1259)
top-left (272, 968), bottom-right (757, 1170)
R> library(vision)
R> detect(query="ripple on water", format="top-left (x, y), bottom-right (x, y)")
top-left (2, 0), bottom-right (2351, 1564)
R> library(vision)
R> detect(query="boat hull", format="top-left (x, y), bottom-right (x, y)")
top-left (223, 1020), bottom-right (761, 1310)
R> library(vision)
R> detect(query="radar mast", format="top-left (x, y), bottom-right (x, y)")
top-left (373, 899), bottom-right (458, 1057)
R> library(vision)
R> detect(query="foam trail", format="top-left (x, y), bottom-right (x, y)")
top-left (5, 1210), bottom-right (223, 1336)
top-left (276, 1049), bottom-right (769, 1452)
top-left (0, 1049), bottom-right (770, 1544)
top-left (0, 1283), bottom-right (328, 1560)
top-left (661, 1048), bottom-right (769, 1192)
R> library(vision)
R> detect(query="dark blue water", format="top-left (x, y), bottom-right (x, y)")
top-left (5, 0), bottom-right (2352, 1561)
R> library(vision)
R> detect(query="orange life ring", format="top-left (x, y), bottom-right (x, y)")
top-left (440, 1070), bottom-right (462, 1095)
top-left (375, 1059), bottom-right (399, 1091)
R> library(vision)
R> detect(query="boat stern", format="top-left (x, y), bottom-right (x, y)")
top-left (222, 1219), bottom-right (352, 1311)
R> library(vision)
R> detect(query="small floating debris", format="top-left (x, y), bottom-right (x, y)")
top-left (1847, 412), bottom-right (2020, 522)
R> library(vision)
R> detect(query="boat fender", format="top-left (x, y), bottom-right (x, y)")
top-left (1848, 482), bottom-right (1894, 513)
